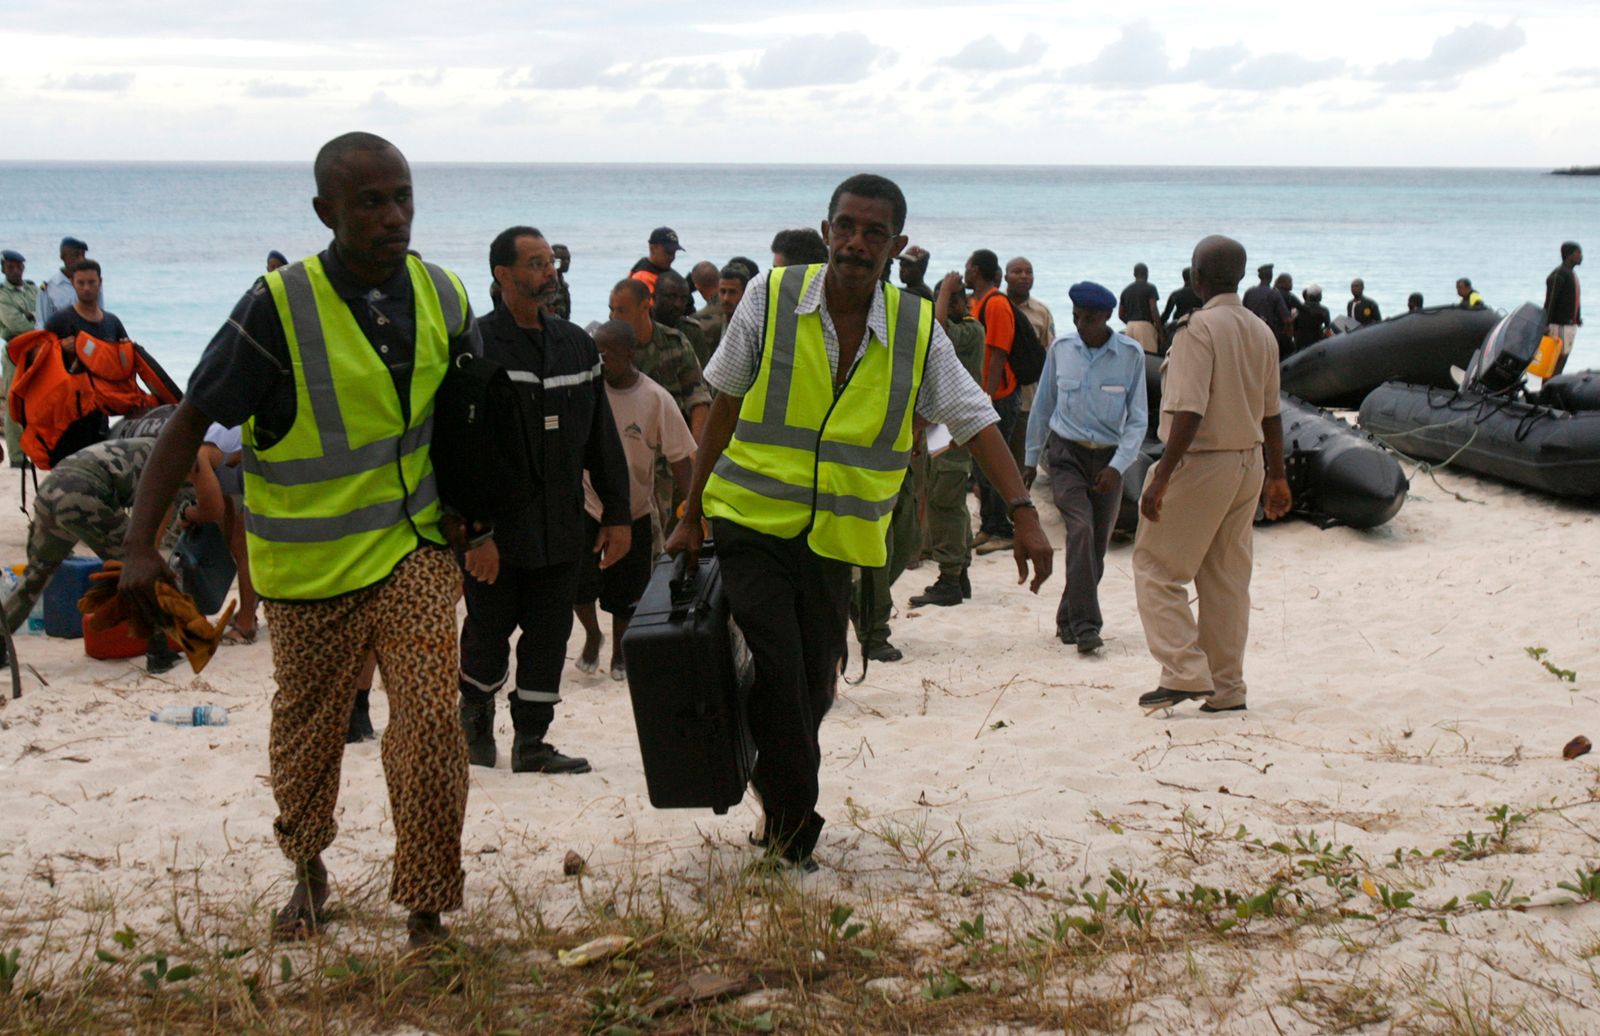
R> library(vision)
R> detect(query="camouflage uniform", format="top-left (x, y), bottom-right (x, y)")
top-left (677, 317), bottom-right (711, 369)
top-left (926, 314), bottom-right (987, 580)
top-left (3, 437), bottom-right (190, 632)
top-left (637, 322), bottom-right (711, 533)
top-left (551, 275), bottom-right (572, 322)
top-left (689, 304), bottom-right (724, 366)
top-left (0, 277), bottom-right (39, 464)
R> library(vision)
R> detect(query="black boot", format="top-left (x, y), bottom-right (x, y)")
top-left (959, 570), bottom-right (971, 599)
top-left (909, 575), bottom-right (963, 607)
top-left (459, 695), bottom-right (497, 768)
top-left (511, 730), bottom-right (591, 774)
top-left (345, 689), bottom-right (376, 744)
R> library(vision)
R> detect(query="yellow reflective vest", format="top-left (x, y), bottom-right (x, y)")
top-left (243, 254), bottom-right (468, 600)
top-left (702, 264), bottom-right (931, 567)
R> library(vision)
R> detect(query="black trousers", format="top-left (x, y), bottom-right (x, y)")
top-left (975, 392), bottom-right (1019, 537)
top-left (713, 518), bottom-right (852, 860)
top-left (1042, 435), bottom-right (1120, 639)
top-left (458, 558), bottom-right (580, 740)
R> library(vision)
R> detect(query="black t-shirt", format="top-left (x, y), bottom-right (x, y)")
top-left (630, 257), bottom-right (669, 277)
top-left (1161, 286), bottom-right (1201, 323)
top-left (185, 245), bottom-right (479, 450)
top-left (44, 308), bottom-right (128, 342)
top-left (1546, 266), bottom-right (1581, 325)
top-left (1295, 301), bottom-right (1331, 348)
top-left (1119, 281), bottom-right (1159, 323)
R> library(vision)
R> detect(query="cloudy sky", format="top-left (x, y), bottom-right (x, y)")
top-left (5, 1), bottom-right (1596, 166)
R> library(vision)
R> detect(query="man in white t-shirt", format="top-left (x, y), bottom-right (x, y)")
top-left (575, 320), bottom-right (697, 679)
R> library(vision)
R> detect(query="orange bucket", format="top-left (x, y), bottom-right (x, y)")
top-left (1527, 336), bottom-right (1563, 379)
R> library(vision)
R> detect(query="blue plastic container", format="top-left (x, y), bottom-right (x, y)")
top-left (43, 556), bottom-right (102, 639)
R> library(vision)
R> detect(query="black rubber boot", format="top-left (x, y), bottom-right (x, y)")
top-left (909, 575), bottom-right (963, 607)
top-left (345, 689), bottom-right (376, 744)
top-left (511, 732), bottom-right (591, 774)
top-left (459, 695), bottom-right (497, 768)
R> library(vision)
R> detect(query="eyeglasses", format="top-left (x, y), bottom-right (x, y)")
top-left (828, 217), bottom-right (893, 248)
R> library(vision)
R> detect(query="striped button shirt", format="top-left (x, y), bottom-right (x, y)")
top-left (703, 270), bottom-right (997, 444)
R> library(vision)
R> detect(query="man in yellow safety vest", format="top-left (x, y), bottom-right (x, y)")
top-left (666, 173), bottom-right (1053, 870)
top-left (117, 132), bottom-right (486, 951)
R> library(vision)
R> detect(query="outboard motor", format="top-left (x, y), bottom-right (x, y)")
top-left (1463, 302), bottom-right (1544, 394)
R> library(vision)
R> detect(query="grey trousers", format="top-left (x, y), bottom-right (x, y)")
top-left (1043, 434), bottom-right (1120, 639)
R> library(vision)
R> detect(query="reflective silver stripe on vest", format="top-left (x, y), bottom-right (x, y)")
top-left (751, 265), bottom-right (807, 425)
top-left (243, 417), bottom-right (433, 485)
top-left (245, 473), bottom-right (439, 543)
top-left (816, 488), bottom-right (899, 523)
top-left (711, 454), bottom-right (896, 522)
top-left (505, 362), bottom-right (602, 389)
top-left (711, 454), bottom-right (813, 507)
top-left (815, 290), bottom-right (925, 472)
top-left (420, 262), bottom-right (464, 336)
top-left (278, 263), bottom-right (349, 454)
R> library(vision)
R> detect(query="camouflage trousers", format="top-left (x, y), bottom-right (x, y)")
top-left (4, 467), bottom-right (130, 633)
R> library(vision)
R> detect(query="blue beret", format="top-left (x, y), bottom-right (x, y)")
top-left (1, 250), bottom-right (23, 263)
top-left (60, 236), bottom-right (88, 251)
top-left (1068, 281), bottom-right (1116, 312)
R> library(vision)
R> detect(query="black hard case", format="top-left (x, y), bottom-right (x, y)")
top-left (620, 548), bottom-right (756, 814)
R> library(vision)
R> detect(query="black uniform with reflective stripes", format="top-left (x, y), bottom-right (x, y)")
top-left (457, 305), bottom-right (629, 736)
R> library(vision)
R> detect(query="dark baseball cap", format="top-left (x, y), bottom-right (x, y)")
top-left (1, 250), bottom-right (24, 263)
top-left (60, 236), bottom-right (88, 251)
top-left (648, 227), bottom-right (683, 252)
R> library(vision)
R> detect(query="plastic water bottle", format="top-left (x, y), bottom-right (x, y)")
top-left (149, 705), bottom-right (230, 727)
top-left (25, 598), bottom-right (45, 636)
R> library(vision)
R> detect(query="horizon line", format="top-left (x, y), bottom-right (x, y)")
top-left (0, 159), bottom-right (1583, 173)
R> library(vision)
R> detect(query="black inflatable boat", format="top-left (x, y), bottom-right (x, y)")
top-left (1280, 306), bottom-right (1500, 408)
top-left (1538, 370), bottom-right (1600, 412)
top-left (1114, 386), bottom-right (1408, 533)
top-left (1358, 381), bottom-right (1600, 498)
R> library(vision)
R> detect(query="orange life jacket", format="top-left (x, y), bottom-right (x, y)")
top-left (6, 329), bottom-right (181, 469)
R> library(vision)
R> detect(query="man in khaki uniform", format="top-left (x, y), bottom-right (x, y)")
top-left (1133, 235), bottom-right (1291, 715)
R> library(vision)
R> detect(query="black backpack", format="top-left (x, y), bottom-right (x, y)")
top-left (975, 292), bottom-right (1045, 386)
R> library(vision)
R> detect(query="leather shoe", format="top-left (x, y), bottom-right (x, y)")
top-left (975, 537), bottom-right (1013, 555)
top-left (1139, 687), bottom-right (1214, 713)
top-left (459, 697), bottom-right (497, 767)
top-left (1076, 632), bottom-right (1104, 655)
top-left (1199, 702), bottom-right (1247, 714)
top-left (512, 734), bottom-right (591, 774)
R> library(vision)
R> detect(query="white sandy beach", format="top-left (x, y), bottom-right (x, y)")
top-left (1, 448), bottom-right (1598, 1032)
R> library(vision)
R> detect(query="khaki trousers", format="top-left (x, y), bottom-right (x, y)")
top-left (264, 547), bottom-right (468, 913)
top-left (1124, 320), bottom-right (1160, 355)
top-left (1132, 448), bottom-right (1262, 708)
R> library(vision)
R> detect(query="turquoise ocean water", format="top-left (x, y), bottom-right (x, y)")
top-left (1, 163), bottom-right (1595, 384)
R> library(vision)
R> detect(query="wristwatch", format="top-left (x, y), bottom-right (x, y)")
top-left (1005, 495), bottom-right (1037, 519)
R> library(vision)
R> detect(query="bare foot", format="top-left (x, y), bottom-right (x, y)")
top-left (576, 633), bottom-right (603, 674)
top-left (272, 856), bottom-right (330, 941)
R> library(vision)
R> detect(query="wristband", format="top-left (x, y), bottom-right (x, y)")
top-left (1004, 495), bottom-right (1037, 519)
top-left (466, 528), bottom-right (495, 549)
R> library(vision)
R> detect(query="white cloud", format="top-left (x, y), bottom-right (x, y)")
top-left (243, 79), bottom-right (313, 99)
top-left (53, 72), bottom-right (135, 92)
top-left (940, 34), bottom-right (1046, 71)
top-left (1371, 21), bottom-right (1526, 89)
top-left (743, 32), bottom-right (893, 89)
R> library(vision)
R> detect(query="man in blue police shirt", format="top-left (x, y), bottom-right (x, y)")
top-left (1023, 281), bottom-right (1148, 654)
